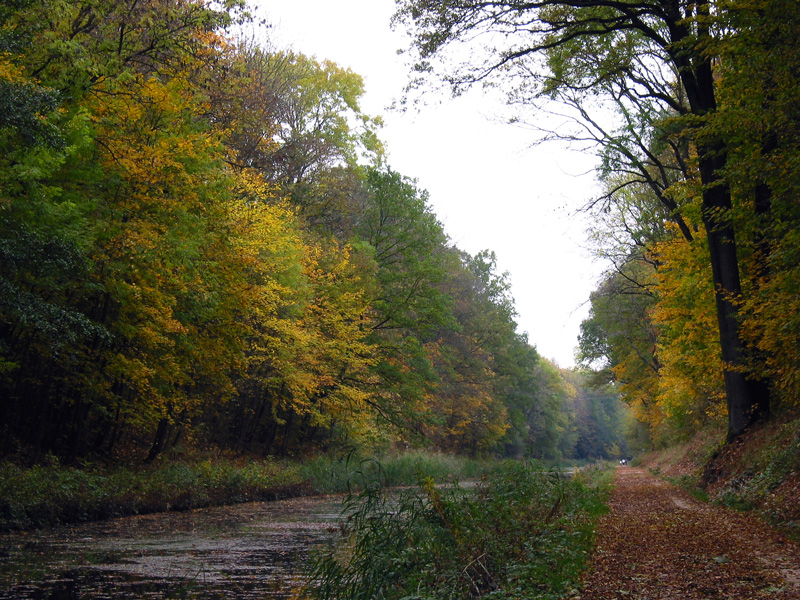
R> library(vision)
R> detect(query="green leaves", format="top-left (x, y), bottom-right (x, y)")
top-left (0, 0), bottom-right (571, 463)
top-left (307, 462), bottom-right (611, 600)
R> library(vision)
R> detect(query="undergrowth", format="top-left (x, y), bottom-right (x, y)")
top-left (0, 450), bottom-right (499, 532)
top-left (0, 455), bottom-right (305, 531)
top-left (306, 461), bottom-right (612, 600)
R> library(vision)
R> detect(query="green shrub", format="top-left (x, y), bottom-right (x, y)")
top-left (307, 461), bottom-right (611, 600)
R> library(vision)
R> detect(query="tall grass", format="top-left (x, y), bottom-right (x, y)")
top-left (0, 450), bottom-right (497, 532)
top-left (300, 450), bottom-right (496, 494)
top-left (0, 456), bottom-right (305, 531)
top-left (306, 461), bottom-right (612, 600)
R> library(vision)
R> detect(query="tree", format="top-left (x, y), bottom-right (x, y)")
top-left (650, 226), bottom-right (726, 439)
top-left (708, 0), bottom-right (800, 411)
top-left (563, 370), bottom-right (629, 460)
top-left (351, 167), bottom-right (456, 435)
top-left (499, 354), bottom-right (572, 460)
top-left (216, 45), bottom-right (384, 216)
top-left (420, 250), bottom-right (516, 454)
top-left (0, 0), bottom-right (252, 459)
top-left (394, 0), bottom-right (771, 439)
top-left (578, 177), bottom-right (667, 437)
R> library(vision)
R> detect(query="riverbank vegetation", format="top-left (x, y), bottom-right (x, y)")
top-left (0, 450), bottom-right (502, 532)
top-left (308, 461), bottom-right (612, 600)
top-left (0, 454), bottom-right (302, 532)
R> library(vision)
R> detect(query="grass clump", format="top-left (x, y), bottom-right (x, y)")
top-left (306, 461), bottom-right (611, 600)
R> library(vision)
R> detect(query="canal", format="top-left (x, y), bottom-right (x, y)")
top-left (0, 494), bottom-right (345, 599)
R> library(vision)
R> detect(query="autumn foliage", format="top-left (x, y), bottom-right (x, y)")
top-left (576, 0), bottom-right (800, 445)
top-left (0, 0), bottom-right (617, 462)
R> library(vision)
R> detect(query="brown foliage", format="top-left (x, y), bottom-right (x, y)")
top-left (579, 468), bottom-right (800, 599)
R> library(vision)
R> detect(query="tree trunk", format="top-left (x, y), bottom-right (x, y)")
top-left (682, 52), bottom-right (769, 439)
top-left (145, 418), bottom-right (170, 463)
top-left (697, 146), bottom-right (768, 439)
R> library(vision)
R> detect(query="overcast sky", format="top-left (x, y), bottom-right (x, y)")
top-left (255, 0), bottom-right (605, 367)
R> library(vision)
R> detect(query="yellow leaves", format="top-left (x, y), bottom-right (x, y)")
top-left (224, 192), bottom-right (379, 433)
top-left (649, 226), bottom-right (727, 438)
top-left (232, 168), bottom-right (281, 203)
top-left (87, 72), bottom-right (225, 214)
top-left (227, 198), bottom-right (304, 290)
top-left (282, 240), bottom-right (377, 422)
top-left (0, 54), bottom-right (25, 82)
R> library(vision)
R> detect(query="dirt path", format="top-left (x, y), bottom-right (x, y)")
top-left (578, 467), bottom-right (800, 599)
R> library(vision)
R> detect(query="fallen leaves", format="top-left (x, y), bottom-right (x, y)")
top-left (579, 468), bottom-right (800, 599)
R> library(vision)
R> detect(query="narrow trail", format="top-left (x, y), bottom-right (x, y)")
top-left (578, 467), bottom-right (800, 599)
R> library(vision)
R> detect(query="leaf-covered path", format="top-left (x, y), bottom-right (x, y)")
top-left (578, 467), bottom-right (800, 599)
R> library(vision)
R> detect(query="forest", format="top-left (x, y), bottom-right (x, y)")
top-left (3, 1), bottom-right (799, 597)
top-left (393, 0), bottom-right (800, 447)
top-left (0, 0), bottom-right (629, 465)
top-left (3, 0), bottom-right (798, 470)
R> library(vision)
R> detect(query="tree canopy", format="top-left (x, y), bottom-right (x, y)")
top-left (0, 0), bottom-right (612, 463)
top-left (396, 0), bottom-right (800, 444)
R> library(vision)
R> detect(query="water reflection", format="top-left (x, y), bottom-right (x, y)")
top-left (0, 495), bottom-right (344, 599)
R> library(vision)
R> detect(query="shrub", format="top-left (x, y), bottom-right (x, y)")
top-left (307, 461), bottom-right (611, 600)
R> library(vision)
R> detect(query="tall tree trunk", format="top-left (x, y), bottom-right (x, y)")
top-left (682, 54), bottom-right (769, 439)
top-left (699, 168), bottom-right (753, 438)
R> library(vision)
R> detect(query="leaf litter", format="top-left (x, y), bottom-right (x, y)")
top-left (577, 468), bottom-right (800, 599)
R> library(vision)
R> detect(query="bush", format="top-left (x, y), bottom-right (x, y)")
top-left (306, 461), bottom-right (611, 600)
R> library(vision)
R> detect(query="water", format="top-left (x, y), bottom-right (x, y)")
top-left (0, 495), bottom-right (345, 599)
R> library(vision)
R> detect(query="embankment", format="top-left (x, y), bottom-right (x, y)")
top-left (640, 416), bottom-right (800, 540)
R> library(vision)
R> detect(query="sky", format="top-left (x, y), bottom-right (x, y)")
top-left (255, 0), bottom-right (606, 367)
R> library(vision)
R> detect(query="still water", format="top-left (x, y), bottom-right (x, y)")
top-left (0, 495), bottom-right (345, 599)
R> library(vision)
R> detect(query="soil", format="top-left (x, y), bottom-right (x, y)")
top-left (577, 467), bottom-right (800, 599)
